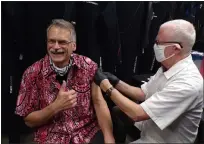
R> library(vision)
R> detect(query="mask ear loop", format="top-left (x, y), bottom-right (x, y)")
top-left (173, 43), bottom-right (182, 50)
top-left (164, 44), bottom-right (182, 60)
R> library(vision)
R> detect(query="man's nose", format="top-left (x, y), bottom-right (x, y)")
top-left (53, 41), bottom-right (60, 49)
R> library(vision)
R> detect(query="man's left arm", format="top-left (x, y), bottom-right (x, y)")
top-left (86, 57), bottom-right (115, 143)
top-left (91, 82), bottom-right (115, 143)
top-left (100, 80), bottom-right (150, 121)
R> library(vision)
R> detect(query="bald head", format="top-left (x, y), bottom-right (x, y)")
top-left (159, 19), bottom-right (196, 55)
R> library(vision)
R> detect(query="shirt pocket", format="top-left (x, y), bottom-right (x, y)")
top-left (70, 70), bottom-right (91, 93)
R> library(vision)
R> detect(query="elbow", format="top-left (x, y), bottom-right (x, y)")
top-left (139, 96), bottom-right (145, 102)
top-left (128, 114), bottom-right (139, 122)
top-left (24, 115), bottom-right (38, 128)
top-left (132, 116), bottom-right (139, 122)
top-left (124, 110), bottom-right (138, 122)
top-left (131, 113), bottom-right (150, 122)
top-left (129, 115), bottom-right (144, 122)
top-left (126, 107), bottom-right (147, 122)
top-left (25, 121), bottom-right (35, 128)
top-left (138, 91), bottom-right (146, 102)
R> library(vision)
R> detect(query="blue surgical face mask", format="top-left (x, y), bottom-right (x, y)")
top-left (153, 44), bottom-right (178, 62)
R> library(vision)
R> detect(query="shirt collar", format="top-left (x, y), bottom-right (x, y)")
top-left (71, 53), bottom-right (81, 69)
top-left (42, 53), bottom-right (81, 78)
top-left (163, 55), bottom-right (193, 79)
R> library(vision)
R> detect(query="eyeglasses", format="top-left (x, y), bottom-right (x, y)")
top-left (155, 40), bottom-right (183, 48)
top-left (47, 39), bottom-right (72, 46)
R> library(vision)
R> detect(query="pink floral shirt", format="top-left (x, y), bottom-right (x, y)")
top-left (15, 53), bottom-right (100, 144)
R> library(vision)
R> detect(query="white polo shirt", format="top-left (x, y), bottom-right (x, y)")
top-left (133, 55), bottom-right (203, 143)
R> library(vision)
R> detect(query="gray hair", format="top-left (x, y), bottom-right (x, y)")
top-left (47, 19), bottom-right (76, 42)
top-left (161, 19), bottom-right (196, 55)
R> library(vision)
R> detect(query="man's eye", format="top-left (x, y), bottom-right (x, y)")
top-left (59, 41), bottom-right (67, 45)
top-left (48, 40), bottom-right (56, 44)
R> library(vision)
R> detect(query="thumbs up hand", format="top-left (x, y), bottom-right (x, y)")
top-left (53, 81), bottom-right (77, 112)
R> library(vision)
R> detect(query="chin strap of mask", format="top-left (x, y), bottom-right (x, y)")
top-left (50, 57), bottom-right (73, 76)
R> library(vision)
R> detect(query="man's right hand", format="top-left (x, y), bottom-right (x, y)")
top-left (53, 81), bottom-right (77, 112)
top-left (103, 72), bottom-right (120, 87)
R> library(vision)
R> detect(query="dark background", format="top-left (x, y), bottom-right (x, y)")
top-left (1, 1), bottom-right (204, 143)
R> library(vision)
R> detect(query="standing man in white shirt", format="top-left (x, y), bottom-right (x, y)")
top-left (93, 19), bottom-right (204, 143)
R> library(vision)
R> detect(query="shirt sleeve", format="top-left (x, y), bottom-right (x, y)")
top-left (15, 67), bottom-right (39, 117)
top-left (84, 57), bottom-right (98, 82)
top-left (140, 79), bottom-right (199, 130)
top-left (141, 75), bottom-right (156, 96)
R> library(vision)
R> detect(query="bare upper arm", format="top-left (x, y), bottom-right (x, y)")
top-left (91, 82), bottom-right (106, 104)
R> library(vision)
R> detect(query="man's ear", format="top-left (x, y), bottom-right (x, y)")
top-left (174, 45), bottom-right (181, 54)
top-left (72, 42), bottom-right (76, 51)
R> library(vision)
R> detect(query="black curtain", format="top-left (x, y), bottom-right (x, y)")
top-left (2, 2), bottom-right (27, 142)
top-left (1, 2), bottom-right (66, 143)
top-left (74, 1), bottom-right (121, 74)
top-left (136, 2), bottom-right (177, 75)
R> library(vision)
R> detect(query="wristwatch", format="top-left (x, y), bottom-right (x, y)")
top-left (105, 86), bottom-right (114, 97)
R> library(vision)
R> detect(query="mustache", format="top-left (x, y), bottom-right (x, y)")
top-left (50, 49), bottom-right (66, 54)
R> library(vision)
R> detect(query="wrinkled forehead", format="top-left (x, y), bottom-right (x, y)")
top-left (47, 26), bottom-right (71, 40)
